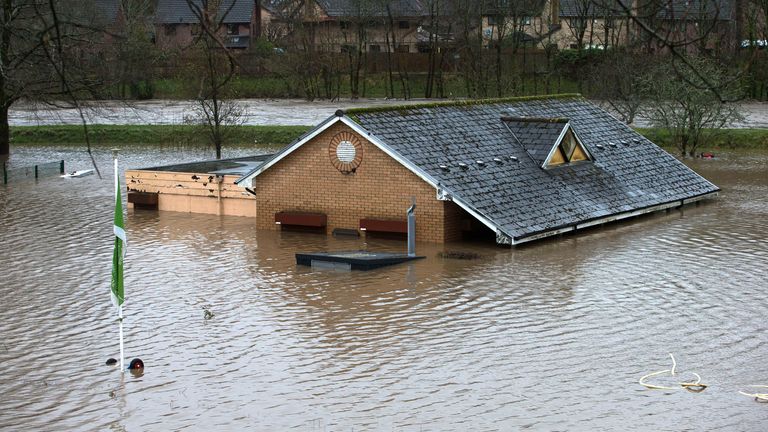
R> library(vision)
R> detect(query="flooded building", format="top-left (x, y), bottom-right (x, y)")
top-left (233, 95), bottom-right (719, 245)
top-left (126, 155), bottom-right (271, 217)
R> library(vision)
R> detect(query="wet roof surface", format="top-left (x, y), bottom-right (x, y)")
top-left (353, 97), bottom-right (719, 241)
top-left (142, 155), bottom-right (273, 176)
top-left (503, 118), bottom-right (567, 165)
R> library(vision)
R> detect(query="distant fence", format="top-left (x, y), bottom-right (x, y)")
top-left (2, 160), bottom-right (64, 184)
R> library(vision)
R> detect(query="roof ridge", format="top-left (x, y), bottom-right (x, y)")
top-left (345, 93), bottom-right (583, 117)
top-left (501, 116), bottom-right (569, 123)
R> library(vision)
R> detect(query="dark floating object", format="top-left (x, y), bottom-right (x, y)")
top-left (203, 309), bottom-right (214, 320)
top-left (296, 251), bottom-right (423, 271)
top-left (438, 250), bottom-right (482, 260)
top-left (128, 358), bottom-right (144, 370)
top-left (106, 358), bottom-right (117, 366)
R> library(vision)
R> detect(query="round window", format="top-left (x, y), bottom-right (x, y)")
top-left (329, 132), bottom-right (363, 173)
top-left (336, 140), bottom-right (356, 162)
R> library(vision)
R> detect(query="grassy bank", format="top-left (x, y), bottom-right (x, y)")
top-left (636, 128), bottom-right (768, 152)
top-left (10, 125), bottom-right (312, 148)
top-left (11, 125), bottom-right (768, 152)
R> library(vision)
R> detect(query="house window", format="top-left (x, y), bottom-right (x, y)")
top-left (522, 16), bottom-right (532, 25)
top-left (227, 24), bottom-right (239, 35)
top-left (396, 44), bottom-right (410, 53)
top-left (341, 44), bottom-right (356, 53)
top-left (398, 20), bottom-right (409, 29)
top-left (545, 128), bottom-right (591, 168)
top-left (368, 44), bottom-right (381, 52)
top-left (164, 24), bottom-right (176, 36)
top-left (487, 15), bottom-right (497, 26)
top-left (340, 21), bottom-right (351, 30)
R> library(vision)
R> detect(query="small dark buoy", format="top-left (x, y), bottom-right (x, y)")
top-left (335, 109), bottom-right (345, 117)
top-left (128, 358), bottom-right (144, 370)
top-left (106, 358), bottom-right (118, 366)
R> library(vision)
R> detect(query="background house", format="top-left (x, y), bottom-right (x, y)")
top-left (155, 0), bottom-right (259, 50)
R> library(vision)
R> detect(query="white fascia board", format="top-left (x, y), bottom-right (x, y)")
top-left (541, 123), bottom-right (569, 168)
top-left (512, 192), bottom-right (718, 245)
top-left (234, 115), bottom-right (342, 186)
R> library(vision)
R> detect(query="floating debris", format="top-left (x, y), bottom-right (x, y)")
top-left (203, 308), bottom-right (214, 320)
top-left (639, 353), bottom-right (707, 392)
top-left (739, 385), bottom-right (768, 402)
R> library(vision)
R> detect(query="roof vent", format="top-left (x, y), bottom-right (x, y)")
top-left (632, 138), bottom-right (641, 143)
top-left (493, 157), bottom-right (503, 164)
top-left (476, 160), bottom-right (485, 166)
top-left (439, 164), bottom-right (449, 171)
top-left (608, 142), bottom-right (617, 148)
top-left (458, 162), bottom-right (468, 170)
top-left (596, 144), bottom-right (605, 149)
top-left (621, 139), bottom-right (629, 146)
top-left (509, 156), bottom-right (519, 162)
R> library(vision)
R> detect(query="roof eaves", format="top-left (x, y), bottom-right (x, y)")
top-left (234, 114), bottom-right (341, 185)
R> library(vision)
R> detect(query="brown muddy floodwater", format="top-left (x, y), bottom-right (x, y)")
top-left (0, 145), bottom-right (767, 431)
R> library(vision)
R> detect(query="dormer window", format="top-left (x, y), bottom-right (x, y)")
top-left (501, 116), bottom-right (593, 169)
top-left (544, 127), bottom-right (590, 168)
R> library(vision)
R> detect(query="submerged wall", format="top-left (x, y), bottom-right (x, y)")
top-left (125, 170), bottom-right (256, 217)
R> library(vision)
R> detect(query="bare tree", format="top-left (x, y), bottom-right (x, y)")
top-left (182, 0), bottom-right (243, 159)
top-left (642, 56), bottom-right (744, 156)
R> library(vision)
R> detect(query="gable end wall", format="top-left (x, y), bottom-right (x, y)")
top-left (253, 122), bottom-right (462, 243)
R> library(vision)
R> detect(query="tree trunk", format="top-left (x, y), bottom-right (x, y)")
top-left (0, 103), bottom-right (9, 156)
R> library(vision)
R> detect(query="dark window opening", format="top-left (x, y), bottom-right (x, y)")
top-left (398, 20), bottom-right (410, 29)
top-left (227, 24), bottom-right (239, 35)
top-left (368, 44), bottom-right (381, 52)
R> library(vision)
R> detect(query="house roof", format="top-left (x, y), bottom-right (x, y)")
top-left (656, 0), bottom-right (733, 21)
top-left (315, 0), bottom-right (428, 18)
top-left (558, 0), bottom-right (732, 20)
top-left (237, 95), bottom-right (719, 245)
top-left (559, 0), bottom-right (631, 18)
top-left (156, 0), bottom-right (254, 24)
top-left (92, 0), bottom-right (122, 25)
top-left (502, 117), bottom-right (569, 165)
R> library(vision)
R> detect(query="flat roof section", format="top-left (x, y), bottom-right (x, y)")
top-left (141, 154), bottom-right (274, 176)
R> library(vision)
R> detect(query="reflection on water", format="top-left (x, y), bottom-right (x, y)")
top-left (1, 146), bottom-right (767, 430)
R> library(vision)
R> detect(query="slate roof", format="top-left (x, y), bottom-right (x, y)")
top-left (347, 96), bottom-right (719, 242)
top-left (559, 0), bottom-right (731, 20)
top-left (156, 0), bottom-right (254, 24)
top-left (92, 0), bottom-right (122, 25)
top-left (315, 0), bottom-right (428, 18)
top-left (559, 0), bottom-right (630, 18)
top-left (656, 0), bottom-right (733, 21)
top-left (502, 117), bottom-right (568, 165)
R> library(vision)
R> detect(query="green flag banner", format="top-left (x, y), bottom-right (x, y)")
top-left (111, 178), bottom-right (126, 308)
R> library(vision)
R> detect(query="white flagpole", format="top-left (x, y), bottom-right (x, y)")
top-left (114, 150), bottom-right (124, 371)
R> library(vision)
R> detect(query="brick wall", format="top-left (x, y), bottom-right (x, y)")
top-left (253, 122), bottom-right (461, 243)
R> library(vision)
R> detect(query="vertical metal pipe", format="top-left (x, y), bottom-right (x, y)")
top-left (34, 165), bottom-right (38, 179)
top-left (3, 162), bottom-right (7, 184)
top-left (60, 160), bottom-right (64, 174)
top-left (407, 196), bottom-right (416, 257)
